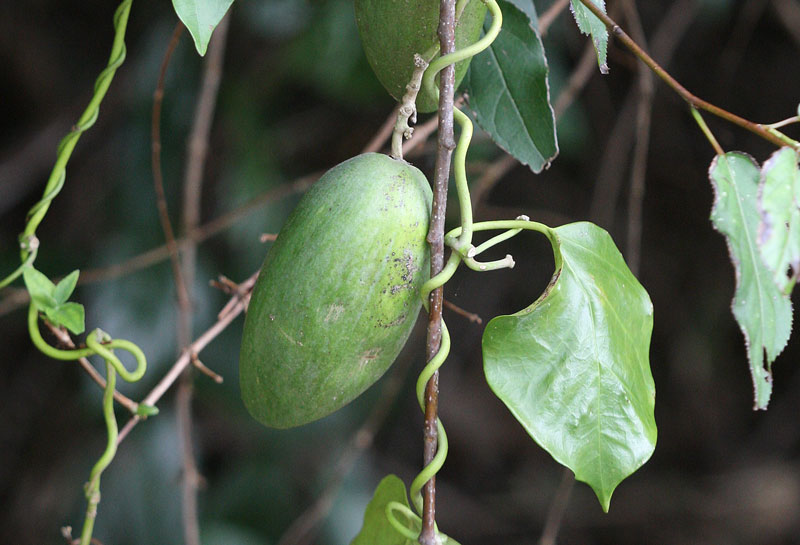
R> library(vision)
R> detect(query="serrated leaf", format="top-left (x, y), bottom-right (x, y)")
top-left (482, 222), bottom-right (656, 511)
top-left (758, 147), bottom-right (800, 294)
top-left (53, 269), bottom-right (80, 305)
top-left (569, 0), bottom-right (609, 73)
top-left (709, 152), bottom-right (793, 409)
top-left (172, 0), bottom-right (234, 56)
top-left (350, 475), bottom-right (461, 545)
top-left (44, 302), bottom-right (86, 335)
top-left (22, 267), bottom-right (58, 310)
top-left (464, 0), bottom-right (558, 173)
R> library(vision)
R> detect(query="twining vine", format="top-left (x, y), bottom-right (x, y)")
top-left (0, 2), bottom-right (153, 545)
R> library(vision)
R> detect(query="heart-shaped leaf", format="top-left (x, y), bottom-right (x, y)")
top-left (709, 152), bottom-right (793, 409)
top-left (482, 222), bottom-right (656, 511)
top-left (757, 147), bottom-right (800, 294)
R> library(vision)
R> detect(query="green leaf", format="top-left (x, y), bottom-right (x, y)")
top-left (569, 0), bottom-right (609, 73)
top-left (464, 0), bottom-right (558, 173)
top-left (482, 222), bottom-right (656, 511)
top-left (22, 267), bottom-right (58, 310)
top-left (757, 147), bottom-right (800, 294)
top-left (350, 475), bottom-right (461, 545)
top-left (53, 269), bottom-right (80, 305)
top-left (44, 302), bottom-right (86, 335)
top-left (709, 152), bottom-right (793, 409)
top-left (172, 0), bottom-right (234, 56)
top-left (505, 0), bottom-right (538, 27)
top-left (350, 475), bottom-right (412, 545)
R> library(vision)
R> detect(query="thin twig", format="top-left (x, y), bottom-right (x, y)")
top-left (176, 12), bottom-right (231, 545)
top-left (589, 0), bottom-right (696, 227)
top-left (151, 22), bottom-right (190, 318)
top-left (621, 0), bottom-right (654, 276)
top-left (442, 299), bottom-right (482, 324)
top-left (553, 40), bottom-right (598, 119)
top-left (575, 0), bottom-right (797, 150)
top-left (539, 0), bottom-right (571, 37)
top-left (538, 469), bottom-right (575, 545)
top-left (361, 104), bottom-right (401, 154)
top-left (115, 272), bottom-right (259, 445)
top-left (421, 1), bottom-right (457, 543)
top-left (0, 174), bottom-right (317, 318)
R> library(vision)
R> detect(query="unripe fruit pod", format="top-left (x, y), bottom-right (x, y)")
top-left (355, 0), bottom-right (488, 113)
top-left (239, 153), bottom-right (432, 429)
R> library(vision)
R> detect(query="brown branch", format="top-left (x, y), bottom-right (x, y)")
top-left (421, 1), bottom-right (457, 543)
top-left (539, 0), bottom-right (571, 37)
top-left (361, 104), bottom-right (401, 154)
top-left (115, 271), bottom-right (259, 445)
top-left (589, 0), bottom-right (696, 227)
top-left (575, 0), bottom-right (797, 150)
top-left (151, 22), bottom-right (190, 320)
top-left (442, 299), bottom-right (482, 324)
top-left (175, 12), bottom-right (231, 545)
top-left (620, 0), bottom-right (654, 276)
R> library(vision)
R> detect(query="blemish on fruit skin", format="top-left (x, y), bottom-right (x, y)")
top-left (324, 304), bottom-right (345, 322)
top-left (358, 347), bottom-right (382, 371)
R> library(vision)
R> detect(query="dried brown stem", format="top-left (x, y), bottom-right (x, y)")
top-left (575, 0), bottom-right (797, 150)
top-left (115, 272), bottom-right (259, 445)
top-left (538, 469), bottom-right (575, 545)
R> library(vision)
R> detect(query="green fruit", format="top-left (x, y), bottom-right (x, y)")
top-left (355, 0), bottom-right (488, 113)
top-left (239, 153), bottom-right (432, 429)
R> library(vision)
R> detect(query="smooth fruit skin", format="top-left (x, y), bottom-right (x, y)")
top-left (355, 0), bottom-right (488, 113)
top-left (239, 153), bottom-right (432, 429)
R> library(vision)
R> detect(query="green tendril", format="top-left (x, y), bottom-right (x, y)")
top-left (20, 0), bottom-right (131, 263)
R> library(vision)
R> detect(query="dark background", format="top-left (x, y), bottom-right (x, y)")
top-left (2, 0), bottom-right (799, 544)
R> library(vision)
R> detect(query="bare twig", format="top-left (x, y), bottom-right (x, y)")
top-left (575, 0), bottom-right (797, 150)
top-left (361, 104), bottom-right (401, 154)
top-left (115, 272), bottom-right (259, 445)
top-left (590, 0), bottom-right (696, 227)
top-left (621, 0), bottom-right (655, 276)
top-left (539, 0), bottom-right (571, 37)
top-left (151, 22), bottom-right (190, 319)
top-left (538, 469), bottom-right (575, 545)
top-left (175, 12), bottom-right (231, 545)
top-left (421, 1), bottom-right (457, 542)
top-left (443, 299), bottom-right (482, 324)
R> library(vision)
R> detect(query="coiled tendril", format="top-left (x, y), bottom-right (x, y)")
top-left (384, 1), bottom-right (503, 541)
